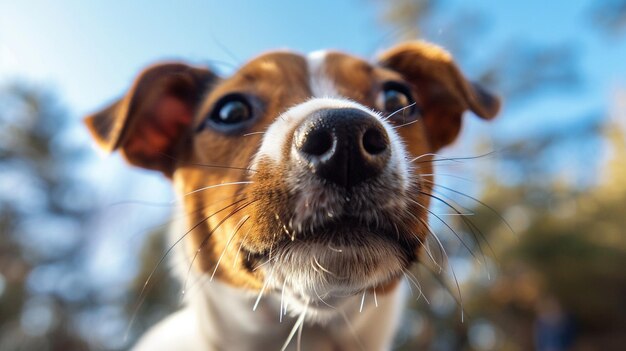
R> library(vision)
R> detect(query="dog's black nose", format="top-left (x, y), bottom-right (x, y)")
top-left (294, 108), bottom-right (390, 188)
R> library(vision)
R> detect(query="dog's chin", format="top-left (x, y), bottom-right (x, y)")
top-left (259, 224), bottom-right (415, 320)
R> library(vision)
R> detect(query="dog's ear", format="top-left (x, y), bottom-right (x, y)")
top-left (84, 63), bottom-right (218, 175)
top-left (378, 41), bottom-right (500, 150)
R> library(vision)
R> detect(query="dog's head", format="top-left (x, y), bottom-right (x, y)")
top-left (86, 41), bottom-right (498, 315)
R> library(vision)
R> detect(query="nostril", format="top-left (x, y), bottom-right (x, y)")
top-left (362, 128), bottom-right (388, 155)
top-left (300, 129), bottom-right (334, 157)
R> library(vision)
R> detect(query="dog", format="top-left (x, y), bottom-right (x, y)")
top-left (85, 41), bottom-right (499, 351)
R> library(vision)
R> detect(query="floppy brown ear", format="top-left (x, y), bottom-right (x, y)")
top-left (84, 63), bottom-right (218, 175)
top-left (378, 41), bottom-right (500, 150)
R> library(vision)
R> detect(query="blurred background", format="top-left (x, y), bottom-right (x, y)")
top-left (1, 0), bottom-right (625, 350)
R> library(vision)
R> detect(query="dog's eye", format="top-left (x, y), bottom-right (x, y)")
top-left (212, 95), bottom-right (252, 125)
top-left (202, 94), bottom-right (255, 133)
top-left (377, 82), bottom-right (419, 120)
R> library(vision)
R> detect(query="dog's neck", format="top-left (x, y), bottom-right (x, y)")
top-left (186, 275), bottom-right (407, 351)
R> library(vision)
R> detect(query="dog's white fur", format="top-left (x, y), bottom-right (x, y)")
top-left (134, 280), bottom-right (408, 351)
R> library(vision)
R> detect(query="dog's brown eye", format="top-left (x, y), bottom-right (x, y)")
top-left (202, 93), bottom-right (256, 133)
top-left (377, 82), bottom-right (419, 120)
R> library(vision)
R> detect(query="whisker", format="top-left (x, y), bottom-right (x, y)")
top-left (125, 196), bottom-right (249, 339)
top-left (447, 259), bottom-right (465, 322)
top-left (139, 200), bottom-right (246, 295)
top-left (411, 193), bottom-right (475, 216)
top-left (296, 311), bottom-right (305, 351)
top-left (434, 212), bottom-right (475, 217)
top-left (233, 225), bottom-right (253, 269)
top-left (210, 215), bottom-right (250, 281)
top-left (393, 118), bottom-right (421, 129)
top-left (208, 31), bottom-right (242, 66)
top-left (243, 131), bottom-right (266, 136)
top-left (280, 279), bottom-right (288, 322)
top-left (252, 258), bottom-right (273, 272)
top-left (281, 303), bottom-right (308, 351)
top-left (253, 263), bottom-right (276, 311)
top-left (359, 290), bottom-right (366, 313)
top-left (403, 270), bottom-right (430, 304)
top-left (381, 102), bottom-right (417, 122)
top-left (312, 255), bottom-right (338, 278)
top-left (422, 264), bottom-right (470, 323)
top-left (268, 229), bottom-right (278, 262)
top-left (416, 216), bottom-right (449, 269)
top-left (182, 200), bottom-right (257, 297)
top-left (120, 193), bottom-right (249, 247)
top-left (411, 152), bottom-right (455, 163)
top-left (309, 258), bottom-right (329, 284)
top-left (327, 244), bottom-right (343, 253)
top-left (412, 198), bottom-right (481, 263)
top-left (411, 150), bottom-right (499, 164)
top-left (419, 172), bottom-right (476, 183)
top-left (183, 272), bottom-right (214, 301)
top-left (423, 237), bottom-right (440, 271)
top-left (183, 181), bottom-right (253, 197)
top-left (421, 182), bottom-right (477, 215)
top-left (312, 284), bottom-right (335, 309)
top-left (158, 151), bottom-right (258, 172)
top-left (421, 191), bottom-right (496, 269)
top-left (338, 309), bottom-right (367, 351)
top-left (283, 283), bottom-right (290, 318)
top-left (424, 179), bottom-right (516, 237)
top-left (410, 230), bottom-right (443, 272)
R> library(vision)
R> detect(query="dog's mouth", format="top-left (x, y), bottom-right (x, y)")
top-left (243, 213), bottom-right (420, 307)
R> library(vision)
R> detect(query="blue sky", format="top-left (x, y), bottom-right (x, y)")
top-left (2, 0), bottom-right (624, 123)
top-left (0, 0), bottom-right (381, 115)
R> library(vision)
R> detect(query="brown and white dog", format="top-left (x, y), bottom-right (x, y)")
top-left (85, 41), bottom-right (499, 351)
